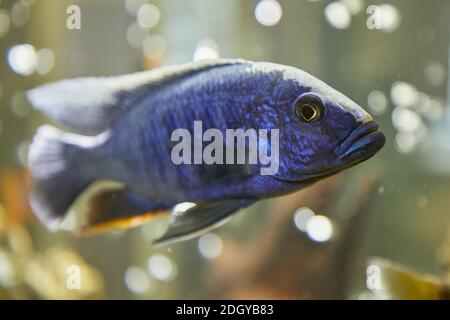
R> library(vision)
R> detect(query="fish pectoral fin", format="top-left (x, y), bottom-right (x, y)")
top-left (60, 181), bottom-right (170, 234)
top-left (153, 198), bottom-right (256, 246)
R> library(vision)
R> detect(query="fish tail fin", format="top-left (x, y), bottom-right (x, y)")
top-left (28, 125), bottom-right (93, 230)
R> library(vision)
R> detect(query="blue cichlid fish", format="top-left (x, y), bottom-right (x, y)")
top-left (27, 59), bottom-right (385, 244)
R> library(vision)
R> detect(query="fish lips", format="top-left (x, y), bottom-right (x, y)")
top-left (336, 120), bottom-right (386, 162)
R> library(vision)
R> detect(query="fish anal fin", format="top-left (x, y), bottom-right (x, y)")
top-left (60, 181), bottom-right (169, 233)
top-left (77, 209), bottom-right (169, 235)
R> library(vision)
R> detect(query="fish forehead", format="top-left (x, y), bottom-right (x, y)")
top-left (248, 61), bottom-right (371, 123)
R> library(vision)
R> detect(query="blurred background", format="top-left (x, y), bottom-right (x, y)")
top-left (0, 0), bottom-right (450, 299)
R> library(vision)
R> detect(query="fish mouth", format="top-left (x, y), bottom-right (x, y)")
top-left (293, 121), bottom-right (385, 184)
top-left (336, 120), bottom-right (385, 160)
top-left (273, 120), bottom-right (385, 185)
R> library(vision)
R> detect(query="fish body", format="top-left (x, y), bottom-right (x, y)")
top-left (27, 59), bottom-right (385, 244)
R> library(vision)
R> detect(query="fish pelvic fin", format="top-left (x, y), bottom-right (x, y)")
top-left (153, 198), bottom-right (256, 246)
top-left (28, 125), bottom-right (96, 231)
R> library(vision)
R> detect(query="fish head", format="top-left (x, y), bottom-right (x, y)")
top-left (251, 62), bottom-right (385, 182)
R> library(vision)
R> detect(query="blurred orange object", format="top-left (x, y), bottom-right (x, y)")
top-left (0, 168), bottom-right (34, 227)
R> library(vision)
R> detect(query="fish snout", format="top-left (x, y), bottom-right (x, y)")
top-left (337, 120), bottom-right (385, 160)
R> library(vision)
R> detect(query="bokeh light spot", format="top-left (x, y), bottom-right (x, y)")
top-left (147, 254), bottom-right (176, 281)
top-left (424, 61), bottom-right (446, 87)
top-left (255, 0), bottom-right (282, 27)
top-left (325, 2), bottom-right (351, 30)
top-left (8, 44), bottom-right (37, 76)
top-left (306, 215), bottom-right (334, 242)
top-left (36, 48), bottom-right (55, 75)
top-left (126, 22), bottom-right (147, 48)
top-left (293, 207), bottom-right (315, 232)
top-left (137, 3), bottom-right (160, 29)
top-left (390, 81), bottom-right (419, 108)
top-left (198, 233), bottom-right (223, 260)
top-left (124, 266), bottom-right (150, 294)
top-left (367, 90), bottom-right (388, 115)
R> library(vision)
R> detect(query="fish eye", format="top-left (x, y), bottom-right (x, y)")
top-left (294, 93), bottom-right (324, 123)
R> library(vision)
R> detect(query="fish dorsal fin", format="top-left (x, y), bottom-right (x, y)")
top-left (27, 59), bottom-right (247, 135)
